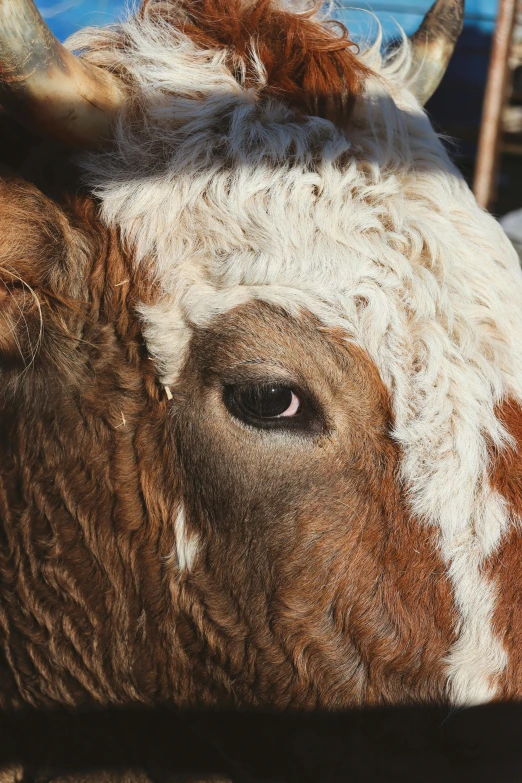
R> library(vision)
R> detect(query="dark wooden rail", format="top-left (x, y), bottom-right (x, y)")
top-left (2, 701), bottom-right (522, 782)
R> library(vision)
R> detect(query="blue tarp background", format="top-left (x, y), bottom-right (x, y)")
top-left (37, 0), bottom-right (498, 43)
top-left (36, 0), bottom-right (126, 40)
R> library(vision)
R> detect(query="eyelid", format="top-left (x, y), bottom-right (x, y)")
top-left (218, 366), bottom-right (302, 389)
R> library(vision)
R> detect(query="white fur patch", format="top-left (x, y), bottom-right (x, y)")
top-left (68, 5), bottom-right (522, 704)
top-left (165, 505), bottom-right (199, 572)
top-left (444, 490), bottom-right (509, 704)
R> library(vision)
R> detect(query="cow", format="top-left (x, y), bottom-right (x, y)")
top-left (1, 0), bottom-right (522, 724)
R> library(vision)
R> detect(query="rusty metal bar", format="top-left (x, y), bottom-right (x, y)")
top-left (473, 0), bottom-right (517, 209)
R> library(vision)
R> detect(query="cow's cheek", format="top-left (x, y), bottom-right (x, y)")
top-left (175, 392), bottom-right (328, 570)
top-left (173, 377), bottom-right (377, 612)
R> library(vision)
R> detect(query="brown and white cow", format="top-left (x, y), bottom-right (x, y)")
top-left (0, 0), bottom-right (522, 714)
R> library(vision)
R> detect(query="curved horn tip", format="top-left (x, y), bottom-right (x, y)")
top-left (408, 0), bottom-right (465, 106)
top-left (0, 0), bottom-right (125, 147)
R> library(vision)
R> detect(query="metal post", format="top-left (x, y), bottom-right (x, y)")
top-left (473, 0), bottom-right (517, 210)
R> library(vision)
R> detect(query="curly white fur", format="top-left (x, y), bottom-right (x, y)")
top-left (68, 3), bottom-right (522, 705)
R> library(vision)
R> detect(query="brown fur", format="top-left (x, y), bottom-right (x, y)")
top-left (488, 401), bottom-right (522, 699)
top-left (0, 178), bottom-right (180, 709)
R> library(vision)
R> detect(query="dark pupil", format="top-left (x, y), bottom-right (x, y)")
top-left (238, 385), bottom-right (293, 418)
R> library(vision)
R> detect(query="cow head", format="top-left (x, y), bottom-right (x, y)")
top-left (2, 0), bottom-right (522, 712)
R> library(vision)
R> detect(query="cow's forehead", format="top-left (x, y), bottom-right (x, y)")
top-left (70, 4), bottom-right (522, 397)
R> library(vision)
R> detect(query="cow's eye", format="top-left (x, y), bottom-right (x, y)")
top-left (234, 384), bottom-right (299, 418)
top-left (223, 383), bottom-right (323, 433)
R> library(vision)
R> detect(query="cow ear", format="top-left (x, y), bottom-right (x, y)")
top-left (0, 267), bottom-right (43, 368)
top-left (408, 0), bottom-right (465, 105)
top-left (0, 180), bottom-right (71, 368)
top-left (0, 0), bottom-right (125, 147)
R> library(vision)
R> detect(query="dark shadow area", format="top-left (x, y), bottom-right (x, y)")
top-left (426, 24), bottom-right (492, 164)
top-left (2, 703), bottom-right (522, 781)
top-left (0, 91), bottom-right (474, 201)
top-left (0, 113), bottom-right (40, 175)
top-left (0, 113), bottom-right (79, 198)
top-left (425, 24), bottom-right (522, 217)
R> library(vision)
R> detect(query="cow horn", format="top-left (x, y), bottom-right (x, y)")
top-left (0, 0), bottom-right (125, 147)
top-left (408, 0), bottom-right (465, 105)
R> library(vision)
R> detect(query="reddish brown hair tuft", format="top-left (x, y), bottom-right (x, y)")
top-left (140, 0), bottom-right (369, 125)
